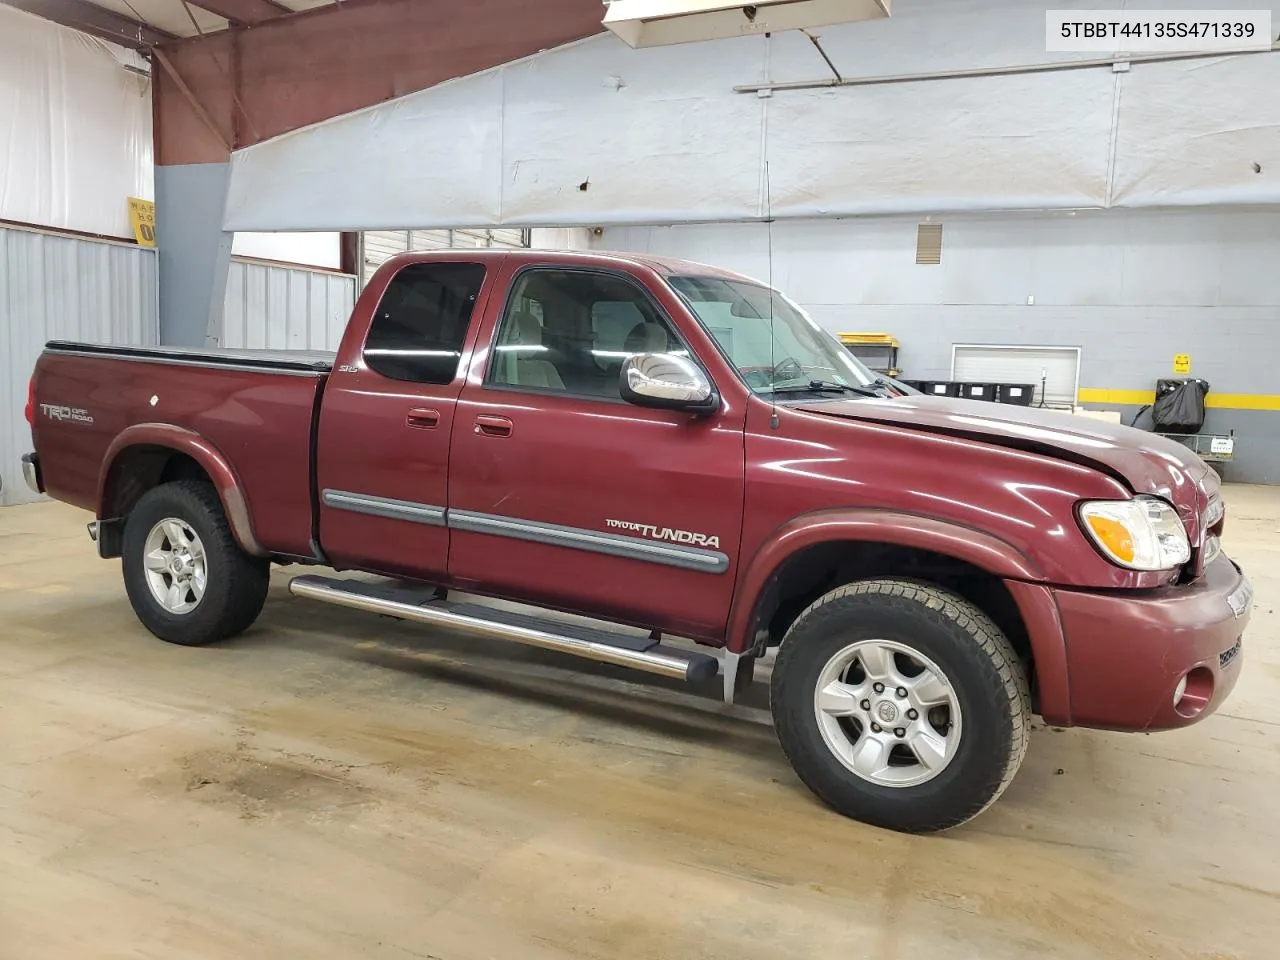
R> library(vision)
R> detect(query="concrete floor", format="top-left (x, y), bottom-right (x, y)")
top-left (1, 489), bottom-right (1278, 960)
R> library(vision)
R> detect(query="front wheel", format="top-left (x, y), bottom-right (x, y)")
top-left (770, 579), bottom-right (1030, 833)
top-left (121, 480), bottom-right (270, 646)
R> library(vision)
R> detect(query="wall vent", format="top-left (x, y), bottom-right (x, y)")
top-left (916, 222), bottom-right (943, 264)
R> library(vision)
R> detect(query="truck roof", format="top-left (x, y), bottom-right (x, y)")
top-left (385, 247), bottom-right (762, 285)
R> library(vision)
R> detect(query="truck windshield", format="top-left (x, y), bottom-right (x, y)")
top-left (667, 275), bottom-right (879, 396)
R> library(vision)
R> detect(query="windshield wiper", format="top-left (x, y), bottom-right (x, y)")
top-left (769, 379), bottom-right (884, 398)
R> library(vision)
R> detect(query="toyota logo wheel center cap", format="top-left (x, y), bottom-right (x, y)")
top-left (876, 701), bottom-right (899, 724)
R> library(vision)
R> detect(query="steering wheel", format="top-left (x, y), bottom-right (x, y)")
top-left (772, 356), bottom-right (806, 383)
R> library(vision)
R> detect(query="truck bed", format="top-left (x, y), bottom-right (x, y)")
top-left (33, 340), bottom-right (329, 560)
top-left (45, 341), bottom-right (335, 374)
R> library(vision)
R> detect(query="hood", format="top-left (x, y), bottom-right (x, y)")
top-left (794, 395), bottom-right (1214, 513)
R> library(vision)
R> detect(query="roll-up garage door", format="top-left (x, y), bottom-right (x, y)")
top-left (360, 229), bottom-right (529, 286)
top-left (951, 345), bottom-right (1080, 408)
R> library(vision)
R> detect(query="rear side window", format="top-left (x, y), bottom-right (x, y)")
top-left (364, 262), bottom-right (486, 384)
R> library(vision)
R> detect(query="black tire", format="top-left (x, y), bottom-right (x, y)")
top-left (770, 579), bottom-right (1030, 833)
top-left (121, 480), bottom-right (270, 646)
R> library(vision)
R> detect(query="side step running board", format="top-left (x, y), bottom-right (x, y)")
top-left (288, 575), bottom-right (719, 683)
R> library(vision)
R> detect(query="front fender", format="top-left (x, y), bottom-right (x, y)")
top-left (726, 508), bottom-right (1044, 654)
top-left (98, 423), bottom-right (267, 557)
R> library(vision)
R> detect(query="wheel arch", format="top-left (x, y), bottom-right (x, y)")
top-left (727, 509), bottom-right (1067, 719)
top-left (98, 424), bottom-right (267, 557)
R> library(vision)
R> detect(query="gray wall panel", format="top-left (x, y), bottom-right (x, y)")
top-left (1, 226), bottom-right (158, 505)
top-left (156, 162), bottom-right (232, 348)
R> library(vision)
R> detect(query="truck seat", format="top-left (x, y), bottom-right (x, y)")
top-left (504, 311), bottom-right (565, 391)
top-left (624, 322), bottom-right (670, 354)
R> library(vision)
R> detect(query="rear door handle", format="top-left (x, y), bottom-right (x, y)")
top-left (474, 415), bottom-right (513, 438)
top-left (407, 407), bottom-right (440, 429)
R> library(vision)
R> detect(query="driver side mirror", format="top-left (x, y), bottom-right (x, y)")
top-left (619, 353), bottom-right (720, 416)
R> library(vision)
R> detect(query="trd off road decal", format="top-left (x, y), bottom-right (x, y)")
top-left (40, 404), bottom-right (94, 425)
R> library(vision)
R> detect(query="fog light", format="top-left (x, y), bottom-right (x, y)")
top-left (1173, 667), bottom-right (1215, 718)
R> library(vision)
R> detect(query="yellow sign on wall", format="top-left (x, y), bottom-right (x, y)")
top-left (127, 197), bottom-right (155, 247)
top-left (1173, 353), bottom-right (1191, 374)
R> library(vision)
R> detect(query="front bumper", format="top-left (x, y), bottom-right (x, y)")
top-left (22, 453), bottom-right (44, 494)
top-left (1055, 553), bottom-right (1249, 731)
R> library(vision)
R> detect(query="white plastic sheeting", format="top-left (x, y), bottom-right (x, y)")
top-left (224, 0), bottom-right (1280, 231)
top-left (1111, 52), bottom-right (1280, 207)
top-left (0, 226), bottom-right (158, 505)
top-left (219, 260), bottom-right (356, 351)
top-left (0, 6), bottom-right (153, 239)
top-left (227, 71), bottom-right (507, 231)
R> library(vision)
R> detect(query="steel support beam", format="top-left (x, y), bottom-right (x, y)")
top-left (188, 0), bottom-right (289, 25)
top-left (1, 0), bottom-right (175, 48)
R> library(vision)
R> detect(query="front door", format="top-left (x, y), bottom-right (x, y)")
top-left (315, 257), bottom-right (496, 580)
top-left (447, 263), bottom-right (746, 640)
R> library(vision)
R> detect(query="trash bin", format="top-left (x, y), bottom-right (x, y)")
top-left (957, 383), bottom-right (997, 402)
top-left (996, 383), bottom-right (1035, 406)
top-left (919, 381), bottom-right (960, 398)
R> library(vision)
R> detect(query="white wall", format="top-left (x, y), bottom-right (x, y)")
top-left (529, 228), bottom-right (593, 250)
top-left (225, 0), bottom-right (1280, 231)
top-left (231, 232), bottom-right (343, 270)
top-left (0, 6), bottom-right (152, 239)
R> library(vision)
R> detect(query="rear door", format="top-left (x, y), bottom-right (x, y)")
top-left (315, 257), bottom-right (495, 579)
top-left (446, 262), bottom-right (747, 640)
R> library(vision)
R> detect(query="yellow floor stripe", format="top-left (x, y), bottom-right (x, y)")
top-left (1077, 389), bottom-right (1280, 412)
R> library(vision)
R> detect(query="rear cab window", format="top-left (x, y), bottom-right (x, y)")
top-left (364, 262), bottom-right (487, 384)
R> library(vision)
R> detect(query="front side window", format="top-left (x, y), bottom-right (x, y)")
top-left (488, 269), bottom-right (687, 399)
top-left (667, 275), bottom-right (879, 397)
top-left (364, 262), bottom-right (486, 384)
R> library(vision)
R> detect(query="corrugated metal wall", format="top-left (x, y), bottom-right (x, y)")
top-left (220, 259), bottom-right (356, 351)
top-left (2, 228), bottom-right (358, 506)
top-left (1, 225), bottom-right (159, 505)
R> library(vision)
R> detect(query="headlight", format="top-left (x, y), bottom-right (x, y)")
top-left (1078, 496), bottom-right (1191, 571)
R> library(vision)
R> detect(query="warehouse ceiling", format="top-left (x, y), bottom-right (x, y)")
top-left (1, 0), bottom-right (339, 46)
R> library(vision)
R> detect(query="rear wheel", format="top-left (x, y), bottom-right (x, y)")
top-left (770, 579), bottom-right (1030, 833)
top-left (122, 481), bottom-right (270, 646)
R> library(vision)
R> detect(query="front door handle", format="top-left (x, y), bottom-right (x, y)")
top-left (474, 415), bottom-right (513, 438)
top-left (407, 407), bottom-right (440, 429)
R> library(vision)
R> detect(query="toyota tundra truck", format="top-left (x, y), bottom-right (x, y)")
top-left (20, 249), bottom-right (1251, 833)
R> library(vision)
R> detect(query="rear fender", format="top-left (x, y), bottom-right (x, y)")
top-left (727, 508), bottom-right (1043, 652)
top-left (98, 423), bottom-right (267, 557)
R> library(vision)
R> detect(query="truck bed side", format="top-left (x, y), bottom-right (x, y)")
top-left (31, 341), bottom-right (331, 560)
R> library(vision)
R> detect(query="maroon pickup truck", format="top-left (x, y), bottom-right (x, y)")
top-left (22, 249), bottom-right (1251, 833)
